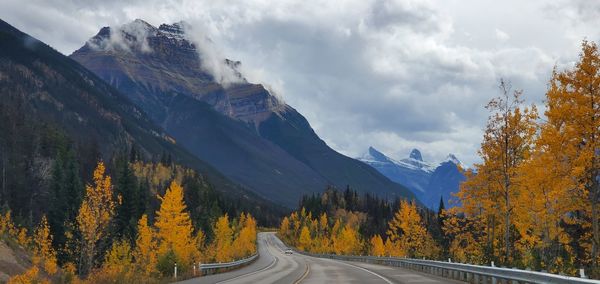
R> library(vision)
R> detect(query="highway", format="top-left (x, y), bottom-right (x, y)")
top-left (179, 232), bottom-right (463, 284)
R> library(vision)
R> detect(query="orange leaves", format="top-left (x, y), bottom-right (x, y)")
top-left (233, 213), bottom-right (257, 259)
top-left (76, 161), bottom-right (118, 275)
top-left (369, 235), bottom-right (385, 257)
top-left (386, 200), bottom-right (439, 259)
top-left (32, 216), bottom-right (57, 276)
top-left (209, 212), bottom-right (257, 263)
top-left (298, 226), bottom-right (312, 251)
top-left (133, 214), bottom-right (158, 277)
top-left (155, 181), bottom-right (197, 269)
top-left (212, 214), bottom-right (233, 263)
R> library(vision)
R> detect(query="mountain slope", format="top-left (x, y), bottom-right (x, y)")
top-left (70, 20), bottom-right (415, 206)
top-left (358, 147), bottom-right (464, 209)
top-left (0, 18), bottom-right (283, 220)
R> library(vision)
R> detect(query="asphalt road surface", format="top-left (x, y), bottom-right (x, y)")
top-left (178, 232), bottom-right (463, 284)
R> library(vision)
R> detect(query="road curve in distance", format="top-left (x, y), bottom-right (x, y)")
top-left (179, 232), bottom-right (463, 284)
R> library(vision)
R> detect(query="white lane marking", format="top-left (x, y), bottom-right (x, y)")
top-left (319, 257), bottom-right (395, 284)
top-left (215, 238), bottom-right (278, 284)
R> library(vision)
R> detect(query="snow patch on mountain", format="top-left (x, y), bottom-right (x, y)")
top-left (357, 146), bottom-right (465, 209)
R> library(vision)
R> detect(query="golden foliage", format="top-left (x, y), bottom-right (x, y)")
top-left (212, 214), bottom-right (233, 262)
top-left (298, 226), bottom-right (311, 251)
top-left (133, 214), bottom-right (158, 277)
top-left (369, 235), bottom-right (385, 257)
top-left (387, 200), bottom-right (439, 259)
top-left (76, 161), bottom-right (118, 275)
top-left (155, 181), bottom-right (198, 269)
top-left (8, 266), bottom-right (49, 284)
top-left (32, 216), bottom-right (57, 276)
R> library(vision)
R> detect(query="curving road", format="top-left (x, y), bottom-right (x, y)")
top-left (179, 232), bottom-right (463, 284)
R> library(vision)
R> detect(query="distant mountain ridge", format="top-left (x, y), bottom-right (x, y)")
top-left (70, 19), bottom-right (416, 207)
top-left (358, 147), bottom-right (465, 209)
top-left (0, 18), bottom-right (283, 222)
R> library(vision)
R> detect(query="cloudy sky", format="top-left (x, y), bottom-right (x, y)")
top-left (1, 0), bottom-right (598, 165)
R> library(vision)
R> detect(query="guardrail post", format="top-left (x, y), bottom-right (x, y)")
top-left (580, 268), bottom-right (587, 279)
top-left (473, 273), bottom-right (479, 284)
top-left (174, 262), bottom-right (178, 280)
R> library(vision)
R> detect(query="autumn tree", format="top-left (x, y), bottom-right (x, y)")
top-left (298, 226), bottom-right (312, 252)
top-left (155, 181), bottom-right (198, 271)
top-left (89, 239), bottom-right (134, 282)
top-left (133, 214), bottom-right (158, 278)
top-left (213, 214), bottom-right (233, 262)
top-left (461, 80), bottom-right (537, 264)
top-left (370, 235), bottom-right (385, 257)
top-left (387, 200), bottom-right (439, 258)
top-left (540, 41), bottom-right (600, 274)
top-left (32, 216), bottom-right (57, 276)
top-left (76, 161), bottom-right (118, 276)
top-left (232, 213), bottom-right (257, 259)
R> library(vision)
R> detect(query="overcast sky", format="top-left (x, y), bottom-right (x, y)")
top-left (1, 0), bottom-right (598, 165)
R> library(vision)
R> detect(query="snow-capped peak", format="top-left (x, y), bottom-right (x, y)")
top-left (399, 149), bottom-right (434, 172)
top-left (409, 148), bottom-right (423, 161)
top-left (445, 154), bottom-right (461, 165)
top-left (158, 21), bottom-right (189, 41)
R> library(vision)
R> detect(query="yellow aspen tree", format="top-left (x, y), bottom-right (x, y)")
top-left (195, 230), bottom-right (206, 261)
top-left (32, 216), bottom-right (57, 276)
top-left (279, 216), bottom-right (291, 242)
top-left (442, 209), bottom-right (487, 264)
top-left (318, 213), bottom-right (328, 237)
top-left (76, 161), bottom-right (117, 275)
top-left (155, 181), bottom-right (198, 269)
top-left (298, 226), bottom-right (312, 252)
top-left (455, 166), bottom-right (502, 261)
top-left (333, 225), bottom-right (361, 255)
top-left (514, 146), bottom-right (575, 273)
top-left (541, 41), bottom-right (600, 274)
top-left (370, 235), bottom-right (385, 257)
top-left (213, 214), bottom-right (233, 262)
top-left (479, 80), bottom-right (538, 264)
top-left (133, 214), bottom-right (158, 277)
top-left (94, 239), bottom-right (134, 282)
top-left (233, 213), bottom-right (257, 258)
top-left (387, 200), bottom-right (439, 258)
top-left (384, 238), bottom-right (397, 257)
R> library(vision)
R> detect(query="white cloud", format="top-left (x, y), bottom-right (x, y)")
top-left (495, 28), bottom-right (510, 42)
top-left (0, 0), bottom-right (597, 165)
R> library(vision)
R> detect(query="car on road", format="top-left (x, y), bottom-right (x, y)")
top-left (284, 249), bottom-right (293, 254)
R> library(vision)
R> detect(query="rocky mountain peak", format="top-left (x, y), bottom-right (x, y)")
top-left (72, 19), bottom-right (285, 126)
top-left (409, 148), bottom-right (423, 161)
top-left (366, 146), bottom-right (390, 163)
top-left (445, 153), bottom-right (461, 165)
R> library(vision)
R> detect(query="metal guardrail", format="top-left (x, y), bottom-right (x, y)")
top-left (199, 253), bottom-right (259, 275)
top-left (297, 251), bottom-right (600, 284)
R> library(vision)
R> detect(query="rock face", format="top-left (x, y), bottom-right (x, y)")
top-left (71, 20), bottom-right (282, 126)
top-left (71, 20), bottom-right (416, 207)
top-left (358, 147), bottom-right (465, 210)
top-left (0, 18), bottom-right (280, 217)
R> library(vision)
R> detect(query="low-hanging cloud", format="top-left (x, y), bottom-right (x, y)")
top-left (1, 0), bottom-right (598, 165)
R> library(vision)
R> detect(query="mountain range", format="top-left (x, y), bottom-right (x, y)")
top-left (0, 18), bottom-right (284, 223)
top-left (358, 147), bottom-right (465, 209)
top-left (68, 19), bottom-right (416, 207)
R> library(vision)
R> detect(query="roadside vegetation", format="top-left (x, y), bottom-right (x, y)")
top-left (4, 161), bottom-right (257, 283)
top-left (280, 41), bottom-right (600, 279)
